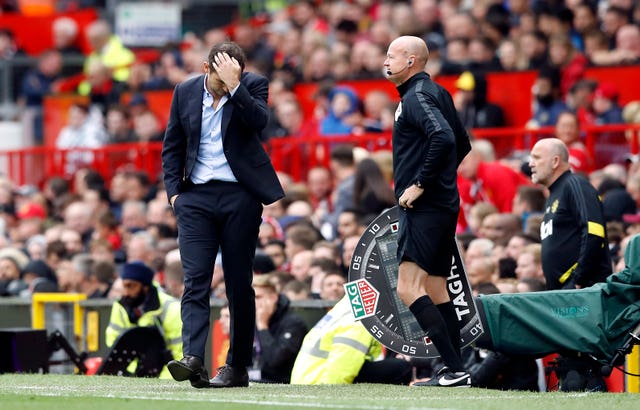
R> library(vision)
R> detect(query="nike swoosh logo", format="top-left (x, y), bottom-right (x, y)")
top-left (439, 374), bottom-right (469, 386)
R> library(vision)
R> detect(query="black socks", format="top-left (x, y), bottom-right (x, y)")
top-left (437, 301), bottom-right (461, 355)
top-left (409, 295), bottom-right (464, 372)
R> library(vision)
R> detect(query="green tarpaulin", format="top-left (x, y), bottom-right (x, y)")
top-left (478, 234), bottom-right (640, 360)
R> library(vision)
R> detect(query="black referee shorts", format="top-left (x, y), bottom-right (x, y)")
top-left (397, 209), bottom-right (457, 277)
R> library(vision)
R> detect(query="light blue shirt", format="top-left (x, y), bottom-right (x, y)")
top-left (191, 75), bottom-right (239, 184)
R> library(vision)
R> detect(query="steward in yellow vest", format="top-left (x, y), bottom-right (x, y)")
top-left (290, 296), bottom-right (411, 385)
top-left (106, 261), bottom-right (182, 378)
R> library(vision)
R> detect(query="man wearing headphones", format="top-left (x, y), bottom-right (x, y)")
top-left (384, 36), bottom-right (472, 387)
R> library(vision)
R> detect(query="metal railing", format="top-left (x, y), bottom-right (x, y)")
top-left (0, 124), bottom-right (638, 186)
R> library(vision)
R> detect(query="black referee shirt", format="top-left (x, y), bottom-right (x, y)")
top-left (540, 170), bottom-right (612, 289)
top-left (393, 72), bottom-right (471, 212)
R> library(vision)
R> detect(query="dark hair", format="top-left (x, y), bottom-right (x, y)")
top-left (518, 277), bottom-right (546, 292)
top-left (97, 210), bottom-right (118, 229)
top-left (208, 41), bottom-right (246, 72)
top-left (329, 144), bottom-right (354, 166)
top-left (353, 158), bottom-right (396, 215)
top-left (516, 185), bottom-right (546, 213)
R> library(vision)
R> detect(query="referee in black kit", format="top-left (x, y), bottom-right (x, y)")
top-left (384, 36), bottom-right (472, 387)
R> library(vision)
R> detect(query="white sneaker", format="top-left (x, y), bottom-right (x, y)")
top-left (413, 367), bottom-right (471, 387)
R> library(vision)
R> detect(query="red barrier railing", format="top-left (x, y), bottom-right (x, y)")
top-left (1, 125), bottom-right (638, 187)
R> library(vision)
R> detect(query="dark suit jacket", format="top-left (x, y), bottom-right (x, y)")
top-left (162, 72), bottom-right (284, 205)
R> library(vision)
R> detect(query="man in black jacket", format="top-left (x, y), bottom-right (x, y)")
top-left (529, 138), bottom-right (611, 290)
top-left (252, 274), bottom-right (308, 383)
top-left (383, 35), bottom-right (472, 387)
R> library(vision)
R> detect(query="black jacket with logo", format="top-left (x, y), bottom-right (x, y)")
top-left (393, 72), bottom-right (471, 212)
top-left (540, 171), bottom-right (611, 289)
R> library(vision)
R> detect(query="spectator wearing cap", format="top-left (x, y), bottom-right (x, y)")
top-left (593, 82), bottom-right (624, 124)
top-left (20, 259), bottom-right (58, 297)
top-left (105, 261), bottom-right (182, 378)
top-left (0, 247), bottom-right (30, 296)
top-left (453, 71), bottom-right (505, 130)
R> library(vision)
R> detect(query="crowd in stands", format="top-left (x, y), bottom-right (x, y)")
top-left (2, 0), bottom-right (640, 148)
top-left (2, 0), bottom-right (640, 389)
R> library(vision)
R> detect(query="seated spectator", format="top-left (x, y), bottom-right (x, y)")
top-left (572, 2), bottom-right (599, 53)
top-left (18, 49), bottom-right (63, 144)
top-left (251, 274), bottom-right (308, 383)
top-left (353, 159), bottom-right (396, 217)
top-left (350, 40), bottom-right (385, 81)
top-left (479, 212), bottom-right (522, 247)
top-left (519, 30), bottom-right (549, 70)
top-left (0, 28), bottom-right (27, 99)
top-left (319, 86), bottom-right (361, 135)
top-left (132, 109), bottom-right (164, 142)
top-left (439, 37), bottom-right (469, 75)
top-left (20, 259), bottom-right (59, 296)
top-left (516, 277), bottom-right (547, 293)
top-left (56, 103), bottom-right (106, 149)
top-left (86, 259), bottom-right (115, 298)
top-left (590, 24), bottom-right (640, 66)
top-left (290, 296), bottom-right (412, 385)
top-left (527, 66), bottom-right (568, 127)
top-left (105, 105), bottom-right (136, 144)
top-left (282, 279), bottom-right (311, 301)
top-left (52, 16), bottom-right (83, 59)
top-left (593, 82), bottom-right (624, 125)
top-left (548, 33), bottom-right (588, 98)
top-left (514, 243), bottom-right (545, 283)
top-left (497, 38), bottom-right (528, 71)
top-left (567, 79), bottom-right (598, 126)
top-left (453, 71), bottom-right (505, 130)
top-left (458, 140), bottom-right (531, 215)
top-left (554, 111), bottom-right (593, 174)
top-left (359, 90), bottom-right (394, 132)
top-left (264, 97), bottom-right (316, 140)
top-left (467, 36), bottom-right (502, 72)
top-left (0, 247), bottom-right (30, 296)
top-left (308, 257), bottom-right (343, 300)
top-left (289, 249), bottom-right (314, 284)
top-left (511, 185), bottom-right (546, 230)
top-left (467, 256), bottom-right (497, 288)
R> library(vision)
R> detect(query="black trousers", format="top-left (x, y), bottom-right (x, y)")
top-left (174, 180), bottom-right (262, 367)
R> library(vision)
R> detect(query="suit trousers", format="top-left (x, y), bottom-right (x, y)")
top-left (174, 179), bottom-right (262, 367)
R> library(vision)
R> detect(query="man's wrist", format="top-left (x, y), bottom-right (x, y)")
top-left (414, 181), bottom-right (424, 189)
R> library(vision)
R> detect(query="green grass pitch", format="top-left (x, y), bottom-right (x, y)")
top-left (0, 374), bottom-right (637, 410)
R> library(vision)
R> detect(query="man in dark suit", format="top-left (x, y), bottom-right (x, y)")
top-left (162, 41), bottom-right (284, 388)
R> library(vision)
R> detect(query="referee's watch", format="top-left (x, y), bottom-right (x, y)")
top-left (414, 181), bottom-right (424, 189)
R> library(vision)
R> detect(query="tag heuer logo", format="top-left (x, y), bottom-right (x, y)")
top-left (344, 279), bottom-right (380, 320)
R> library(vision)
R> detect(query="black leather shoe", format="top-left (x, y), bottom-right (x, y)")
top-left (167, 356), bottom-right (210, 388)
top-left (209, 365), bottom-right (249, 388)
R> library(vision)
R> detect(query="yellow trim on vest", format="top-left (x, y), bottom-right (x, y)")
top-left (559, 262), bottom-right (578, 284)
top-left (588, 221), bottom-right (605, 238)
